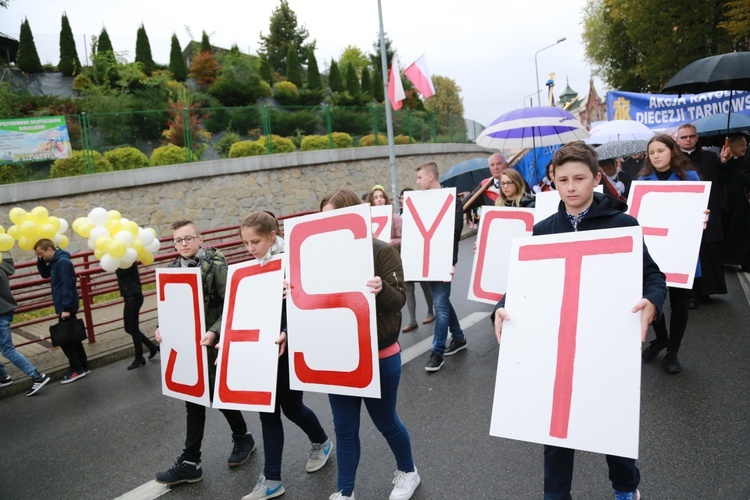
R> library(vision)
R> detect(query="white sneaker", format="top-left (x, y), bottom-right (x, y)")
top-left (306, 438), bottom-right (333, 472)
top-left (242, 474), bottom-right (285, 500)
top-left (389, 466), bottom-right (421, 500)
top-left (329, 491), bottom-right (355, 500)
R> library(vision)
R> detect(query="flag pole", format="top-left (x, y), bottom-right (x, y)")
top-left (377, 0), bottom-right (400, 213)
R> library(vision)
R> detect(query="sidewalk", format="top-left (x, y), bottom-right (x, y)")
top-left (0, 224), bottom-right (479, 400)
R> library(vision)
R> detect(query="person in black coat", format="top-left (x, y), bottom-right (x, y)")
top-left (116, 263), bottom-right (159, 370)
top-left (719, 134), bottom-right (750, 271)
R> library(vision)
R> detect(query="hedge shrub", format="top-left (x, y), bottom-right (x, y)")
top-left (394, 134), bottom-right (415, 145)
top-left (50, 151), bottom-right (113, 178)
top-left (258, 134), bottom-right (296, 154)
top-left (300, 135), bottom-right (328, 151)
top-left (150, 144), bottom-right (191, 166)
top-left (104, 147), bottom-right (149, 170)
top-left (215, 132), bottom-right (240, 158)
top-left (228, 140), bottom-right (265, 158)
top-left (358, 133), bottom-right (387, 147)
top-left (273, 81), bottom-right (299, 105)
top-left (331, 132), bottom-right (353, 148)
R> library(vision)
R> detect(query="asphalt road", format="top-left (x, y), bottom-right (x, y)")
top-left (2, 237), bottom-right (749, 499)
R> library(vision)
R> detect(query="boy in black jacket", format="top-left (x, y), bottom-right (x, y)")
top-left (493, 142), bottom-right (667, 500)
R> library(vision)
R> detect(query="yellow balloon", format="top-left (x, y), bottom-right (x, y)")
top-left (108, 239), bottom-right (127, 258)
top-left (95, 236), bottom-right (112, 252)
top-left (57, 235), bottom-right (70, 249)
top-left (123, 221), bottom-right (139, 237)
top-left (77, 221), bottom-right (94, 238)
top-left (18, 235), bottom-right (34, 251)
top-left (140, 250), bottom-right (154, 266)
top-left (107, 210), bottom-right (122, 221)
top-left (19, 220), bottom-right (37, 238)
top-left (30, 206), bottom-right (49, 222)
top-left (7, 225), bottom-right (19, 240)
top-left (39, 223), bottom-right (56, 239)
top-left (94, 249), bottom-right (105, 260)
top-left (47, 216), bottom-right (61, 231)
top-left (9, 207), bottom-right (28, 225)
top-left (105, 219), bottom-right (122, 235)
top-left (132, 239), bottom-right (145, 256)
top-left (0, 234), bottom-right (13, 252)
top-left (0, 225), bottom-right (4, 234)
top-left (72, 217), bottom-right (85, 231)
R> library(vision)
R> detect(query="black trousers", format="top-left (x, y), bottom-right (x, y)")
top-left (652, 286), bottom-right (690, 354)
top-left (122, 293), bottom-right (157, 358)
top-left (543, 445), bottom-right (639, 499)
top-left (183, 401), bottom-right (247, 463)
top-left (59, 314), bottom-right (88, 373)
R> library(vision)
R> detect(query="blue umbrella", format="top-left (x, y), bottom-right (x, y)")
top-left (440, 157), bottom-right (491, 194)
top-left (692, 112), bottom-right (750, 137)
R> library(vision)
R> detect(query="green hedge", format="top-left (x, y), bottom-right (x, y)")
top-left (358, 133), bottom-right (387, 147)
top-left (104, 147), bottom-right (149, 170)
top-left (50, 151), bottom-right (113, 178)
top-left (228, 140), bottom-right (265, 158)
top-left (150, 144), bottom-right (191, 166)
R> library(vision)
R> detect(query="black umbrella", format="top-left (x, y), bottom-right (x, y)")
top-left (439, 157), bottom-right (490, 194)
top-left (662, 52), bottom-right (750, 139)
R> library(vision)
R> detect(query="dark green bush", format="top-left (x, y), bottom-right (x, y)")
top-left (0, 164), bottom-right (32, 185)
top-left (228, 140), bottom-right (265, 158)
top-left (331, 107), bottom-right (370, 136)
top-left (215, 132), bottom-right (240, 158)
top-left (104, 147), bottom-right (149, 170)
top-left (50, 150), bottom-right (113, 178)
top-left (269, 109), bottom-right (321, 137)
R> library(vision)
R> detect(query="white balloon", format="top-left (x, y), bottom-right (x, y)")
top-left (52, 233), bottom-right (63, 245)
top-left (87, 236), bottom-right (97, 250)
top-left (138, 229), bottom-right (155, 247)
top-left (88, 207), bottom-right (109, 227)
top-left (100, 253), bottom-right (120, 273)
top-left (122, 248), bottom-right (137, 266)
top-left (57, 218), bottom-right (69, 234)
top-left (114, 230), bottom-right (134, 246)
top-left (146, 239), bottom-right (161, 253)
top-left (90, 226), bottom-right (110, 241)
top-left (120, 217), bottom-right (130, 225)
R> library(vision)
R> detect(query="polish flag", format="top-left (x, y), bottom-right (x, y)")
top-left (388, 53), bottom-right (405, 111)
top-left (403, 55), bottom-right (435, 98)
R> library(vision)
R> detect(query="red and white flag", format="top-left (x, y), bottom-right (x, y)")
top-left (403, 55), bottom-right (435, 98)
top-left (387, 53), bottom-right (405, 111)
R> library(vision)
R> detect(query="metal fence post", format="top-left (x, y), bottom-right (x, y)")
top-left (371, 105), bottom-right (380, 145)
top-left (325, 105), bottom-right (333, 149)
top-left (80, 112), bottom-right (94, 174)
top-left (261, 105), bottom-right (273, 154)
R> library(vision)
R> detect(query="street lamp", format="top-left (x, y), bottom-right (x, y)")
top-left (535, 37), bottom-right (566, 106)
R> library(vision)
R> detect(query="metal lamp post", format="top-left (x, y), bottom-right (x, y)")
top-left (535, 37), bottom-right (566, 106)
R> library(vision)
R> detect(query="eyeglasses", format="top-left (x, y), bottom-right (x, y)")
top-left (173, 235), bottom-right (198, 245)
top-left (499, 181), bottom-right (515, 186)
top-left (678, 134), bottom-right (697, 140)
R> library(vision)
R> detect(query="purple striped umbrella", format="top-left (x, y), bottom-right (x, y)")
top-left (476, 106), bottom-right (590, 150)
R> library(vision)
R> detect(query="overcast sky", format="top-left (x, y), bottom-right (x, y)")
top-left (0, 0), bottom-right (604, 127)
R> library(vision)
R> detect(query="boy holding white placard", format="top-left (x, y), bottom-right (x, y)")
top-left (493, 142), bottom-right (667, 500)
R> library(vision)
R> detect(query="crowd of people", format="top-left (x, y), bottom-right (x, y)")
top-left (1, 120), bottom-right (748, 499)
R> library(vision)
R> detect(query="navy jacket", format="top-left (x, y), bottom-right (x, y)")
top-left (493, 192), bottom-right (667, 319)
top-left (37, 249), bottom-right (79, 315)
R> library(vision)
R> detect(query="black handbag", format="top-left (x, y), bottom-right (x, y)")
top-left (49, 318), bottom-right (87, 347)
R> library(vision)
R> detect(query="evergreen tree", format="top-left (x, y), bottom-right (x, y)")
top-left (169, 34), bottom-right (187, 81)
top-left (135, 24), bottom-right (155, 75)
top-left (328, 59), bottom-right (343, 93)
top-left (285, 45), bottom-right (302, 87)
top-left (17, 18), bottom-right (42, 73)
top-left (373, 65), bottom-right (384, 102)
top-left (58, 13), bottom-right (81, 76)
top-left (345, 63), bottom-right (360, 95)
top-left (306, 47), bottom-right (321, 90)
top-left (360, 66), bottom-right (372, 99)
top-left (200, 31), bottom-right (212, 53)
top-left (259, 53), bottom-right (273, 84)
top-left (258, 0), bottom-right (313, 74)
top-left (98, 27), bottom-right (114, 54)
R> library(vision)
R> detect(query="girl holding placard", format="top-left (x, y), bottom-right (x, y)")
top-left (321, 188), bottom-right (420, 500)
top-left (638, 134), bottom-right (701, 374)
top-left (368, 184), bottom-right (402, 250)
top-left (495, 169), bottom-right (535, 208)
top-left (239, 211), bottom-right (332, 500)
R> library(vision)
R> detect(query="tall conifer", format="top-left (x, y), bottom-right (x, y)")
top-left (169, 34), bottom-right (187, 81)
top-left (17, 18), bottom-right (42, 73)
top-left (58, 13), bottom-right (81, 76)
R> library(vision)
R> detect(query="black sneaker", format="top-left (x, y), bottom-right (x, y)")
top-left (424, 353), bottom-right (444, 372)
top-left (664, 353), bottom-right (682, 374)
top-left (149, 346), bottom-right (160, 359)
top-left (444, 338), bottom-right (467, 357)
top-left (228, 433), bottom-right (256, 467)
top-left (26, 374), bottom-right (50, 396)
top-left (154, 456), bottom-right (203, 485)
top-left (0, 375), bottom-right (12, 387)
top-left (641, 340), bottom-right (666, 361)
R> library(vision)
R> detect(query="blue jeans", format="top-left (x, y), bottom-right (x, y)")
top-left (428, 281), bottom-right (464, 356)
top-left (0, 312), bottom-right (40, 379)
top-left (328, 352), bottom-right (414, 497)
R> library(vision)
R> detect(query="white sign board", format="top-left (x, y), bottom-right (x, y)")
top-left (401, 188), bottom-right (457, 281)
top-left (490, 226), bottom-right (643, 459)
top-left (468, 207), bottom-right (534, 304)
top-left (534, 186), bottom-right (603, 225)
top-left (156, 268), bottom-right (211, 407)
top-left (213, 256), bottom-right (285, 412)
top-left (284, 204), bottom-right (381, 398)
top-left (626, 181), bottom-right (710, 289)
top-left (370, 205), bottom-right (393, 244)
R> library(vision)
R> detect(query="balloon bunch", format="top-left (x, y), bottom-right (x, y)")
top-left (5, 206), bottom-right (70, 251)
top-left (72, 207), bottom-right (160, 273)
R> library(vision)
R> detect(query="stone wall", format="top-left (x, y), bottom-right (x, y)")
top-left (0, 143), bottom-right (489, 258)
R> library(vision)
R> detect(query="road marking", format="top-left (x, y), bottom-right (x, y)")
top-left (116, 311), bottom-right (490, 500)
top-left (400, 311), bottom-right (491, 365)
top-left (113, 480), bottom-right (170, 500)
top-left (737, 270), bottom-right (750, 308)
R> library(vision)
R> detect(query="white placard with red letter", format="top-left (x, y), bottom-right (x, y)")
top-left (490, 226), bottom-right (643, 459)
top-left (469, 207), bottom-right (534, 304)
top-left (401, 188), bottom-right (456, 281)
top-left (626, 181), bottom-right (710, 289)
top-left (370, 205), bottom-right (393, 244)
top-left (534, 186), bottom-right (603, 225)
top-left (213, 256), bottom-right (285, 412)
top-left (284, 204), bottom-right (380, 398)
top-left (156, 268), bottom-right (211, 407)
